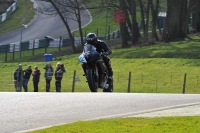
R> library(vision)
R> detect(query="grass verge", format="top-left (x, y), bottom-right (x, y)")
top-left (29, 116), bottom-right (200, 133)
top-left (1, 35), bottom-right (200, 93)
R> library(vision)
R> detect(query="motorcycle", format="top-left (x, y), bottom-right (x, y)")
top-left (78, 44), bottom-right (113, 92)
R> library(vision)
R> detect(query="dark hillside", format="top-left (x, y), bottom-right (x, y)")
top-left (0, 0), bottom-right (14, 14)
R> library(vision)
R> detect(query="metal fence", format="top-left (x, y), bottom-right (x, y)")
top-left (0, 28), bottom-right (121, 62)
top-left (1, 70), bottom-right (200, 93)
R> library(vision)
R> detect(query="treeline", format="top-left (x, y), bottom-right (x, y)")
top-left (82, 0), bottom-right (200, 47)
top-left (37, 0), bottom-right (200, 53)
top-left (0, 0), bottom-right (14, 14)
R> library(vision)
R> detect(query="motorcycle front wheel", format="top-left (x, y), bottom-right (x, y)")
top-left (103, 83), bottom-right (113, 92)
top-left (87, 69), bottom-right (98, 92)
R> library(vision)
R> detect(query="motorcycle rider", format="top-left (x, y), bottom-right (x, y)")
top-left (82, 33), bottom-right (113, 82)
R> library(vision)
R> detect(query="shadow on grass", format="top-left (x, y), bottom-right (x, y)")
top-left (111, 38), bottom-right (200, 59)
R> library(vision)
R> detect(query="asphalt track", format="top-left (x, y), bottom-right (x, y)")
top-left (0, 93), bottom-right (200, 133)
top-left (0, 0), bottom-right (91, 45)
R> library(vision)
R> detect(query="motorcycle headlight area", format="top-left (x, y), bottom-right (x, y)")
top-left (78, 54), bottom-right (87, 63)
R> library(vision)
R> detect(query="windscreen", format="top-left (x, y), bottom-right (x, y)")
top-left (83, 44), bottom-right (96, 53)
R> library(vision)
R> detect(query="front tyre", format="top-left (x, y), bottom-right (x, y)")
top-left (87, 69), bottom-right (98, 92)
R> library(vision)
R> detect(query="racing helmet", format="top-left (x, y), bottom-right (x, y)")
top-left (86, 33), bottom-right (97, 45)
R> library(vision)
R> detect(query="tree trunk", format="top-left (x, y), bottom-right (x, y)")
top-left (162, 0), bottom-right (185, 42)
top-left (145, 0), bottom-right (150, 39)
top-left (124, 9), bottom-right (132, 41)
top-left (119, 0), bottom-right (129, 48)
top-left (129, 0), bottom-right (140, 44)
top-left (182, 0), bottom-right (196, 35)
top-left (74, 0), bottom-right (84, 48)
top-left (150, 0), bottom-right (159, 41)
top-left (120, 23), bottom-right (129, 48)
top-left (138, 0), bottom-right (147, 40)
top-left (179, 0), bottom-right (187, 37)
top-left (49, 0), bottom-right (76, 53)
top-left (193, 0), bottom-right (200, 32)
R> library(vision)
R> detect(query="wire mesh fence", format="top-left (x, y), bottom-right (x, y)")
top-left (1, 70), bottom-right (200, 93)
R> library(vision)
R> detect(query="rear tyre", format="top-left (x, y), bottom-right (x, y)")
top-left (87, 69), bottom-right (98, 92)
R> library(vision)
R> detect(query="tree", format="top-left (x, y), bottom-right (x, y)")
top-left (0, 0), bottom-right (14, 14)
top-left (39, 0), bottom-right (90, 53)
top-left (162, 0), bottom-right (197, 42)
top-left (55, 0), bottom-right (85, 47)
top-left (119, 0), bottom-right (129, 48)
top-left (150, 0), bottom-right (159, 41)
top-left (192, 0), bottom-right (200, 32)
top-left (126, 0), bottom-right (141, 44)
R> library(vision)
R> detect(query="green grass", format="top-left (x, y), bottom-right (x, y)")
top-left (0, 0), bottom-right (35, 34)
top-left (1, 35), bottom-right (200, 93)
top-left (29, 116), bottom-right (200, 133)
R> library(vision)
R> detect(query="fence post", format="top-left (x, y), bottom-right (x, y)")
top-left (182, 73), bottom-right (187, 94)
top-left (96, 29), bottom-right (98, 37)
top-left (127, 72), bottom-right (131, 93)
top-left (72, 70), bottom-right (76, 92)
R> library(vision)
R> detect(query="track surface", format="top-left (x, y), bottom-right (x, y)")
top-left (0, 0), bottom-right (91, 45)
top-left (0, 93), bottom-right (200, 133)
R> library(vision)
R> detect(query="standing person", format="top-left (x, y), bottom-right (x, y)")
top-left (32, 66), bottom-right (41, 92)
top-left (54, 62), bottom-right (66, 92)
top-left (44, 62), bottom-right (54, 92)
top-left (14, 64), bottom-right (24, 92)
top-left (22, 65), bottom-right (32, 92)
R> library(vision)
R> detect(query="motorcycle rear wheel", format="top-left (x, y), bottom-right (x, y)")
top-left (87, 69), bottom-right (98, 92)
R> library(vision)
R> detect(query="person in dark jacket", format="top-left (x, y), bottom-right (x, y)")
top-left (22, 65), bottom-right (32, 92)
top-left (32, 66), bottom-right (41, 92)
top-left (14, 64), bottom-right (24, 92)
top-left (54, 62), bottom-right (66, 92)
top-left (82, 33), bottom-right (113, 82)
top-left (44, 62), bottom-right (54, 92)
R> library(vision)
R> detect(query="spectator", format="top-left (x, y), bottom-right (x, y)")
top-left (14, 64), bottom-right (23, 92)
top-left (22, 65), bottom-right (32, 92)
top-left (54, 62), bottom-right (66, 92)
top-left (32, 66), bottom-right (41, 92)
top-left (44, 62), bottom-right (54, 92)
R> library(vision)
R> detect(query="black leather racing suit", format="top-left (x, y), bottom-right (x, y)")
top-left (82, 40), bottom-right (113, 77)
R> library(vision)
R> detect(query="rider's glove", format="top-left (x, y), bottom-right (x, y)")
top-left (102, 52), bottom-right (109, 56)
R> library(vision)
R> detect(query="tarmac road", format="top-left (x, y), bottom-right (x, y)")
top-left (0, 0), bottom-right (91, 45)
top-left (0, 93), bottom-right (200, 133)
